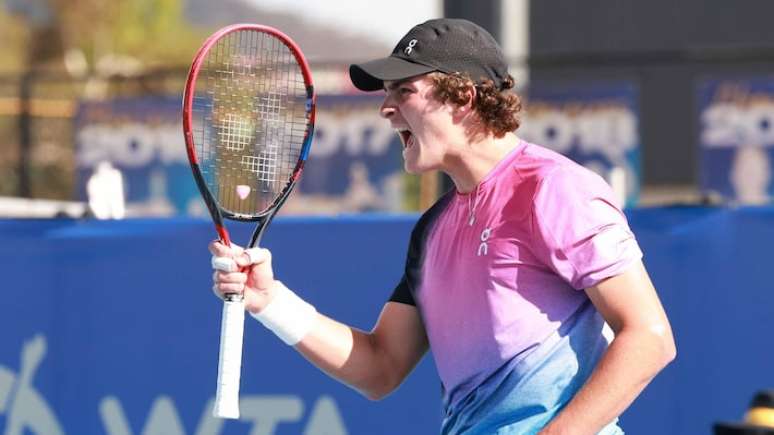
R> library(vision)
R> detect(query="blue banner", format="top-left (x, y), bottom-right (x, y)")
top-left (285, 95), bottom-right (405, 214)
top-left (74, 94), bottom-right (406, 216)
top-left (0, 217), bottom-right (439, 434)
top-left (697, 77), bottom-right (774, 204)
top-left (521, 81), bottom-right (642, 206)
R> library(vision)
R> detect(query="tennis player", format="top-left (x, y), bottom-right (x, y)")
top-left (211, 18), bottom-right (676, 434)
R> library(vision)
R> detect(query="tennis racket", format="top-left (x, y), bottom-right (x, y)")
top-left (182, 24), bottom-right (315, 419)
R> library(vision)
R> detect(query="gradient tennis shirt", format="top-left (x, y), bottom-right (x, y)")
top-left (390, 140), bottom-right (642, 434)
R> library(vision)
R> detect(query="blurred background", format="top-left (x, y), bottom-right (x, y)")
top-left (1, 1), bottom-right (774, 435)
top-left (4, 0), bottom-right (774, 218)
top-left (0, 0), bottom-right (445, 218)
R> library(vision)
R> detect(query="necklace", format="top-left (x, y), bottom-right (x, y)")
top-left (467, 185), bottom-right (480, 226)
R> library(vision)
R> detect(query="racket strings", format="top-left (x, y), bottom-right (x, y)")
top-left (192, 29), bottom-right (310, 217)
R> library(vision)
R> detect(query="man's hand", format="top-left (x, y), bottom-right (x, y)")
top-left (209, 241), bottom-right (280, 314)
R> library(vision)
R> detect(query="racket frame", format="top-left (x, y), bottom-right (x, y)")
top-left (182, 23), bottom-right (316, 248)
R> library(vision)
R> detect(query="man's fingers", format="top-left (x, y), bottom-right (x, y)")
top-left (211, 270), bottom-right (247, 301)
top-left (212, 270), bottom-right (247, 284)
top-left (207, 240), bottom-right (263, 268)
top-left (237, 247), bottom-right (271, 267)
top-left (219, 283), bottom-right (245, 294)
top-left (208, 240), bottom-right (244, 257)
top-left (212, 283), bottom-right (244, 298)
top-left (211, 256), bottom-right (237, 272)
top-left (211, 284), bottom-right (224, 300)
top-left (208, 240), bottom-right (229, 257)
top-left (213, 247), bottom-right (269, 271)
top-left (209, 244), bottom-right (275, 301)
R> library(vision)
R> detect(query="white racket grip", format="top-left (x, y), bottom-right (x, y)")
top-left (213, 298), bottom-right (245, 419)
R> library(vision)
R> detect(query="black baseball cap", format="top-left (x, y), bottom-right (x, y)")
top-left (349, 18), bottom-right (509, 92)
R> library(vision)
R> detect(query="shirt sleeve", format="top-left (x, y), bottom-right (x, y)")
top-left (530, 165), bottom-right (643, 290)
top-left (388, 222), bottom-right (422, 307)
top-left (389, 275), bottom-right (416, 305)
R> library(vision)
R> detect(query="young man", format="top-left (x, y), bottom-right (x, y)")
top-left (210, 18), bottom-right (676, 434)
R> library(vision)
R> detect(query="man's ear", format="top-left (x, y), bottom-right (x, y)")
top-left (452, 85), bottom-right (477, 120)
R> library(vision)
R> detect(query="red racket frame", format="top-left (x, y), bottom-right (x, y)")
top-left (182, 24), bottom-right (316, 247)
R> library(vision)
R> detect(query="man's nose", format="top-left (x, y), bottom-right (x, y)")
top-left (379, 95), bottom-right (396, 119)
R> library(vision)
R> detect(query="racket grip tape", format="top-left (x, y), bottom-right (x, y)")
top-left (213, 298), bottom-right (245, 419)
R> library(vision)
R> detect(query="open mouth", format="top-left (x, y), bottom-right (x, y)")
top-left (398, 129), bottom-right (414, 149)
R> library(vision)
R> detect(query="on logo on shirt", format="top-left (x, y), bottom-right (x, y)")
top-left (478, 227), bottom-right (492, 256)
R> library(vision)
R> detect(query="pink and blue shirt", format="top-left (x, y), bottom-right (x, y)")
top-left (390, 140), bottom-right (642, 434)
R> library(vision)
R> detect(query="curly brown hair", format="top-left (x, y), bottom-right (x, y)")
top-left (430, 72), bottom-right (522, 138)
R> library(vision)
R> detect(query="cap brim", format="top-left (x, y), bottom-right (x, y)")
top-left (349, 56), bottom-right (436, 91)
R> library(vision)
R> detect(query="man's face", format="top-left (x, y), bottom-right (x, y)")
top-left (381, 74), bottom-right (457, 174)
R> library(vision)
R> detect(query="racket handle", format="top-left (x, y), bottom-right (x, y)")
top-left (213, 297), bottom-right (245, 419)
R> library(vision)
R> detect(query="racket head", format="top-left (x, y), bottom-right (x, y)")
top-left (183, 24), bottom-right (316, 225)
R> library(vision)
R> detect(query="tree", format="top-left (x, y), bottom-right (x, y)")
top-left (1, 0), bottom-right (209, 74)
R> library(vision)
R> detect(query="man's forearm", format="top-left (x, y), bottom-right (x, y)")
top-left (293, 314), bottom-right (386, 396)
top-left (539, 327), bottom-right (676, 435)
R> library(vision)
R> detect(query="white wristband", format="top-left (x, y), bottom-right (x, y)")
top-left (250, 282), bottom-right (317, 346)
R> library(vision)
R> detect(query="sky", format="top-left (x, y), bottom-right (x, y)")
top-left (242, 0), bottom-right (442, 46)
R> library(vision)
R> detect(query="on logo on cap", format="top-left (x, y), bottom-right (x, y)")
top-left (404, 39), bottom-right (418, 55)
